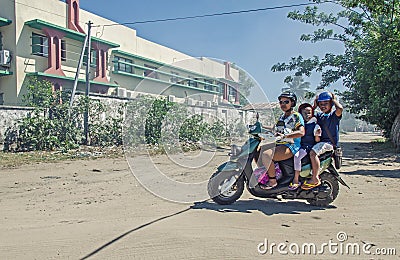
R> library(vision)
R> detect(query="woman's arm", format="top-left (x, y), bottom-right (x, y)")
top-left (262, 125), bottom-right (275, 131)
top-left (282, 126), bottom-right (305, 139)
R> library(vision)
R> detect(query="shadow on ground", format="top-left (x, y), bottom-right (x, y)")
top-left (340, 140), bottom-right (400, 178)
top-left (341, 141), bottom-right (398, 161)
top-left (191, 198), bottom-right (336, 216)
top-left (80, 198), bottom-right (335, 259)
top-left (342, 169), bottom-right (400, 179)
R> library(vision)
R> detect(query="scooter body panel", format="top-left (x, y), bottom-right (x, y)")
top-left (237, 138), bottom-right (260, 158)
top-left (217, 161), bottom-right (242, 172)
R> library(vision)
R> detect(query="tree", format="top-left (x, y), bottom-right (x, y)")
top-left (392, 113), bottom-right (400, 149)
top-left (271, 0), bottom-right (400, 138)
top-left (7, 77), bottom-right (126, 151)
top-left (16, 77), bottom-right (82, 151)
top-left (23, 76), bottom-right (59, 115)
top-left (281, 76), bottom-right (311, 102)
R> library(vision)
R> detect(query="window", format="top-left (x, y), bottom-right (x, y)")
top-left (187, 76), bottom-right (197, 87)
top-left (31, 33), bottom-right (66, 60)
top-left (91, 49), bottom-right (97, 65)
top-left (61, 40), bottom-right (66, 61)
top-left (83, 48), bottom-right (97, 67)
top-left (144, 64), bottom-right (158, 79)
top-left (229, 86), bottom-right (237, 96)
top-left (228, 86), bottom-right (237, 102)
top-left (0, 32), bottom-right (3, 50)
top-left (217, 82), bottom-right (225, 95)
top-left (115, 56), bottom-right (133, 73)
top-left (229, 86), bottom-right (236, 96)
top-left (32, 33), bottom-right (48, 57)
top-left (170, 71), bottom-right (180, 83)
top-left (204, 79), bottom-right (214, 91)
top-left (0, 93), bottom-right (3, 105)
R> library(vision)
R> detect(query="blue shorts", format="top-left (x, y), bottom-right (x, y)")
top-left (277, 143), bottom-right (301, 155)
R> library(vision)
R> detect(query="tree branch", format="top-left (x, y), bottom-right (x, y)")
top-left (390, 0), bottom-right (395, 25)
top-left (332, 22), bottom-right (347, 30)
top-left (360, 5), bottom-right (379, 27)
top-left (326, 37), bottom-right (347, 42)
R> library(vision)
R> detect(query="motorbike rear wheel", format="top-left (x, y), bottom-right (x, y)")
top-left (307, 172), bottom-right (339, 207)
top-left (208, 171), bottom-right (244, 205)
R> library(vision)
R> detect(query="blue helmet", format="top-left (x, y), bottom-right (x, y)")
top-left (317, 92), bottom-right (333, 102)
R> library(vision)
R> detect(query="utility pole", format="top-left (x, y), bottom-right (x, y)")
top-left (83, 21), bottom-right (92, 145)
top-left (69, 33), bottom-right (88, 110)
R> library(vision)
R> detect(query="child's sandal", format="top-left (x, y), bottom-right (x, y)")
top-left (288, 182), bottom-right (301, 190)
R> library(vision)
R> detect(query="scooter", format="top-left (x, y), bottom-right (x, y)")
top-left (207, 115), bottom-right (349, 207)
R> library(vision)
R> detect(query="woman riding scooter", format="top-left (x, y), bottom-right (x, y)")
top-left (260, 91), bottom-right (305, 189)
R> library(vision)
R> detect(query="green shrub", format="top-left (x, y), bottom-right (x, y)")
top-left (5, 77), bottom-right (239, 153)
top-left (178, 114), bottom-right (209, 143)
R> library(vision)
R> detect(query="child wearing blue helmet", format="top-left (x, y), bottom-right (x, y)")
top-left (301, 91), bottom-right (343, 190)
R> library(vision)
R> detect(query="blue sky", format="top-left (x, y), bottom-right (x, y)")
top-left (78, 0), bottom-right (345, 102)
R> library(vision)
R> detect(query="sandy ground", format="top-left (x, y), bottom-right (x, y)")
top-left (0, 132), bottom-right (399, 259)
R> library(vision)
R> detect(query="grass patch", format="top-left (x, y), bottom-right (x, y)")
top-left (371, 137), bottom-right (386, 143)
top-left (0, 151), bottom-right (72, 169)
top-left (0, 146), bottom-right (125, 170)
top-left (370, 138), bottom-right (397, 153)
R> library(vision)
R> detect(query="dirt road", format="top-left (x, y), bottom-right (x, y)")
top-left (0, 132), bottom-right (399, 259)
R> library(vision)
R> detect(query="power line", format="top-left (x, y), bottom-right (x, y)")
top-left (10, 0), bottom-right (66, 19)
top-left (96, 2), bottom-right (321, 27)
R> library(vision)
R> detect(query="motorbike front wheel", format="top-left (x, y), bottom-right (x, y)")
top-left (207, 171), bottom-right (244, 205)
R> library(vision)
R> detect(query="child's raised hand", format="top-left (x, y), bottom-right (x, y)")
top-left (313, 95), bottom-right (318, 108)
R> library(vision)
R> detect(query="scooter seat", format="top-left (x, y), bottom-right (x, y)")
top-left (301, 151), bottom-right (333, 166)
top-left (276, 151), bottom-right (333, 181)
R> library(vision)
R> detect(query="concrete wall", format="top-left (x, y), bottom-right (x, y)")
top-left (86, 94), bottom-right (252, 126)
top-left (0, 95), bottom-right (254, 150)
top-left (0, 105), bottom-right (33, 150)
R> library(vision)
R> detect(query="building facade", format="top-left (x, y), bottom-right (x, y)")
top-left (0, 0), bottom-right (241, 106)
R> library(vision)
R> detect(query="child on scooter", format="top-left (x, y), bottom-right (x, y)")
top-left (289, 103), bottom-right (321, 190)
top-left (301, 91), bottom-right (343, 190)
